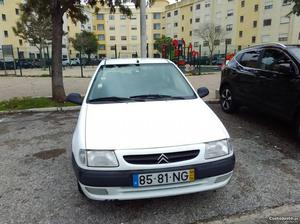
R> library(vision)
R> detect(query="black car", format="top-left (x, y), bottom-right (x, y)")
top-left (220, 43), bottom-right (300, 138)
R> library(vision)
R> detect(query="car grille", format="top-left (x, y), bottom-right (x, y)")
top-left (123, 150), bottom-right (200, 165)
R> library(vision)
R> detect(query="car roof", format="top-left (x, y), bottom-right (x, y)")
top-left (101, 58), bottom-right (170, 65)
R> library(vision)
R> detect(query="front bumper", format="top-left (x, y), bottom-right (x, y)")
top-left (72, 154), bottom-right (235, 200)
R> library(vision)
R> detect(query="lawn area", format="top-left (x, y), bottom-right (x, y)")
top-left (0, 97), bottom-right (76, 111)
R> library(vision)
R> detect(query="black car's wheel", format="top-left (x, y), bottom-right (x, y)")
top-left (220, 85), bottom-right (238, 113)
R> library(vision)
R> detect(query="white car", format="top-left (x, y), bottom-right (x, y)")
top-left (66, 58), bottom-right (235, 201)
top-left (70, 58), bottom-right (80, 66)
top-left (62, 58), bottom-right (70, 66)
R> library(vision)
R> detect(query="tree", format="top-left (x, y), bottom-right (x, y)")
top-left (194, 23), bottom-right (225, 65)
top-left (70, 31), bottom-right (98, 63)
top-left (21, 0), bottom-right (134, 102)
top-left (13, 3), bottom-right (52, 69)
top-left (154, 35), bottom-right (172, 54)
top-left (287, 0), bottom-right (300, 15)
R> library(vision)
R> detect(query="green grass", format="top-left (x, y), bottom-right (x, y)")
top-left (0, 97), bottom-right (76, 111)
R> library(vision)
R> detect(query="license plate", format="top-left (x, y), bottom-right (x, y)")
top-left (132, 169), bottom-right (195, 187)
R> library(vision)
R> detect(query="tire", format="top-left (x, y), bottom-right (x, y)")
top-left (220, 85), bottom-right (238, 113)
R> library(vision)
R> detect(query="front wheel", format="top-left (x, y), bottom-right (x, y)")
top-left (220, 86), bottom-right (238, 113)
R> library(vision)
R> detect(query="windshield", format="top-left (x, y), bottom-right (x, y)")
top-left (288, 47), bottom-right (300, 61)
top-left (87, 63), bottom-right (196, 103)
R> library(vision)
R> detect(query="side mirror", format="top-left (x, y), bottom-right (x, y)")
top-left (65, 93), bottom-right (82, 105)
top-left (197, 87), bottom-right (209, 98)
top-left (278, 63), bottom-right (294, 75)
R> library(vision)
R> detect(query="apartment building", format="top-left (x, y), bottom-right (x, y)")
top-left (93, 0), bottom-right (168, 58)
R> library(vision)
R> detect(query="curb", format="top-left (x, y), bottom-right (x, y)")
top-left (0, 100), bottom-right (220, 115)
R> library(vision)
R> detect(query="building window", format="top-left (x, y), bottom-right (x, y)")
top-left (97, 13), bottom-right (104, 20)
top-left (153, 23), bottom-right (161, 30)
top-left (203, 41), bottom-right (209, 47)
top-left (174, 10), bottom-right (178, 16)
top-left (265, 0), bottom-right (273, 9)
top-left (131, 36), bottom-right (137, 40)
top-left (0, 0), bottom-right (4, 5)
top-left (252, 36), bottom-right (256, 43)
top-left (240, 16), bottom-right (244, 22)
top-left (195, 18), bottom-right (200, 23)
top-left (196, 4), bottom-right (200, 10)
top-left (2, 14), bottom-right (6, 21)
top-left (110, 36), bottom-right (115, 41)
top-left (241, 0), bottom-right (245, 7)
top-left (121, 46), bottom-right (127, 51)
top-left (174, 34), bottom-right (178, 38)
top-left (174, 22), bottom-right (178, 27)
top-left (67, 26), bottom-right (70, 31)
top-left (181, 26), bottom-right (184, 32)
top-left (130, 16), bottom-right (137, 20)
top-left (280, 16), bottom-right (290, 24)
top-left (97, 24), bottom-right (104, 30)
top-left (98, 34), bottom-right (105, 40)
top-left (238, 45), bottom-right (242, 51)
top-left (190, 6), bottom-right (193, 11)
top-left (153, 33), bottom-right (161, 40)
top-left (109, 26), bottom-right (115, 30)
top-left (282, 0), bottom-right (291, 6)
top-left (278, 33), bottom-right (288, 42)
top-left (254, 4), bottom-right (259, 11)
top-left (225, 38), bottom-right (232, 45)
top-left (189, 31), bottom-right (192, 36)
top-left (214, 40), bottom-right (220, 46)
top-left (110, 45), bottom-right (116, 50)
top-left (15, 8), bottom-right (19, 15)
top-left (190, 18), bottom-right (192, 24)
top-left (227, 9), bottom-right (234, 17)
top-left (182, 15), bottom-right (184, 20)
top-left (153, 12), bottom-right (161, 19)
top-left (215, 25), bottom-right (221, 32)
top-left (226, 24), bottom-right (233, 31)
top-left (253, 20), bottom-right (257, 28)
top-left (205, 2), bottom-right (211, 7)
top-left (194, 42), bottom-right (199, 47)
top-left (131, 25), bottom-right (137, 30)
top-left (263, 19), bottom-right (272, 26)
top-left (239, 31), bottom-right (243, 37)
top-left (19, 39), bottom-right (23, 46)
top-left (4, 30), bottom-right (8, 37)
top-left (167, 12), bottom-right (171, 17)
top-left (109, 15), bottom-right (114, 20)
top-left (98, 45), bottom-right (105, 50)
top-left (120, 15), bottom-right (126, 20)
top-left (121, 36), bottom-right (127, 41)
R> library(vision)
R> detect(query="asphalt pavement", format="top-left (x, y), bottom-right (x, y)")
top-left (0, 104), bottom-right (299, 224)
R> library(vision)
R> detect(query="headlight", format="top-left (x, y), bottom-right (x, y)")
top-left (204, 139), bottom-right (231, 159)
top-left (87, 150), bottom-right (119, 167)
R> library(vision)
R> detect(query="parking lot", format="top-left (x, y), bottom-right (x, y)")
top-left (0, 104), bottom-right (299, 224)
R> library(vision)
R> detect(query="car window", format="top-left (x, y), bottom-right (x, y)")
top-left (260, 49), bottom-right (293, 72)
top-left (239, 51), bottom-right (260, 68)
top-left (87, 63), bottom-right (197, 101)
top-left (288, 47), bottom-right (300, 61)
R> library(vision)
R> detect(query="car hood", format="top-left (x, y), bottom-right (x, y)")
top-left (84, 99), bottom-right (229, 150)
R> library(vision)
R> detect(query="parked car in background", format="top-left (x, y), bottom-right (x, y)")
top-left (70, 58), bottom-right (80, 66)
top-left (62, 58), bottom-right (70, 66)
top-left (67, 58), bottom-right (235, 201)
top-left (220, 43), bottom-right (300, 138)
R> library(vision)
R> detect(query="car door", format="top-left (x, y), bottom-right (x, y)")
top-left (257, 48), bottom-right (300, 119)
top-left (234, 50), bottom-right (262, 104)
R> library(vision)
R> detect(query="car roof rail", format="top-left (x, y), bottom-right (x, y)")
top-left (245, 42), bottom-right (287, 49)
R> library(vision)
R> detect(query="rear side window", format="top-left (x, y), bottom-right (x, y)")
top-left (260, 49), bottom-right (292, 72)
top-left (239, 51), bottom-right (260, 68)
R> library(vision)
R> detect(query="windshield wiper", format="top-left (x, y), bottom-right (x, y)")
top-left (129, 94), bottom-right (186, 100)
top-left (87, 96), bottom-right (133, 103)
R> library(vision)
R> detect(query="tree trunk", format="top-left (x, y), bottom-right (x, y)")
top-left (51, 3), bottom-right (65, 102)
